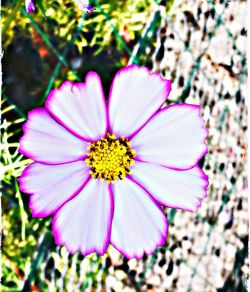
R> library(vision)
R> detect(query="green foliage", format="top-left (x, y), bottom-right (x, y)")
top-left (1, 100), bottom-right (40, 290)
top-left (2, 0), bottom-right (155, 54)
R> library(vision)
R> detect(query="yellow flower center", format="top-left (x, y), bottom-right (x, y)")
top-left (85, 133), bottom-right (136, 184)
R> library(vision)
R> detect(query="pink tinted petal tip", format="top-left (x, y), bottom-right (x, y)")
top-left (46, 80), bottom-right (75, 105)
top-left (19, 107), bottom-right (88, 164)
top-left (26, 0), bottom-right (36, 13)
top-left (45, 81), bottom-right (91, 142)
top-left (111, 177), bottom-right (168, 260)
top-left (123, 64), bottom-right (172, 95)
top-left (46, 73), bottom-right (108, 142)
top-left (172, 167), bottom-right (209, 213)
top-left (197, 166), bottom-right (209, 197)
top-left (168, 166), bottom-right (209, 213)
top-left (52, 183), bottom-right (114, 256)
top-left (111, 231), bottom-right (167, 260)
top-left (108, 64), bottom-right (171, 137)
top-left (17, 163), bottom-right (35, 194)
top-left (111, 220), bottom-right (168, 260)
top-left (134, 103), bottom-right (208, 171)
top-left (29, 200), bottom-right (49, 219)
top-left (18, 108), bottom-right (43, 159)
top-left (108, 64), bottom-right (172, 105)
top-left (73, 0), bottom-right (95, 13)
top-left (28, 175), bottom-right (91, 219)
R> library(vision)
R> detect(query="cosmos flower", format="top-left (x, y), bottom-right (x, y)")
top-left (25, 0), bottom-right (94, 14)
top-left (18, 65), bottom-right (208, 259)
top-left (25, 0), bottom-right (36, 13)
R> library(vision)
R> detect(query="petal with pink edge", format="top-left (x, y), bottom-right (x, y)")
top-left (131, 161), bottom-right (208, 212)
top-left (131, 104), bottom-right (208, 170)
top-left (108, 65), bottom-right (171, 138)
top-left (52, 179), bottom-right (113, 255)
top-left (73, 0), bottom-right (94, 13)
top-left (18, 161), bottom-right (90, 217)
top-left (25, 0), bottom-right (36, 13)
top-left (111, 178), bottom-right (168, 259)
top-left (46, 73), bottom-right (107, 142)
top-left (19, 108), bottom-right (88, 164)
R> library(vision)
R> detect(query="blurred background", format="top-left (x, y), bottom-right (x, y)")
top-left (1, 0), bottom-right (248, 291)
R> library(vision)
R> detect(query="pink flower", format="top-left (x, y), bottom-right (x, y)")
top-left (25, 0), bottom-right (36, 13)
top-left (73, 0), bottom-right (95, 13)
top-left (25, 0), bottom-right (94, 14)
top-left (18, 65), bottom-right (208, 259)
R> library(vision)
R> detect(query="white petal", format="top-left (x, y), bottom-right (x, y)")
top-left (19, 108), bottom-right (88, 164)
top-left (18, 161), bottom-right (90, 217)
top-left (73, 0), bottom-right (88, 10)
top-left (52, 179), bottom-right (113, 255)
top-left (111, 178), bottom-right (168, 259)
top-left (73, 0), bottom-right (94, 13)
top-left (131, 104), bottom-right (208, 170)
top-left (108, 65), bottom-right (171, 138)
top-left (74, 0), bottom-right (88, 6)
top-left (131, 161), bottom-right (208, 212)
top-left (46, 73), bottom-right (107, 141)
top-left (25, 0), bottom-right (36, 13)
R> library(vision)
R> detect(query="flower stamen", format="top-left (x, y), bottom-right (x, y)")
top-left (85, 133), bottom-right (136, 184)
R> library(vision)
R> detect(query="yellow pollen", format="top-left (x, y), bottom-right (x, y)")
top-left (85, 133), bottom-right (136, 184)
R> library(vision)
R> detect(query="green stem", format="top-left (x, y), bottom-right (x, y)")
top-left (15, 179), bottom-right (28, 241)
top-left (20, 6), bottom-right (80, 82)
top-left (2, 0), bottom-right (22, 38)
